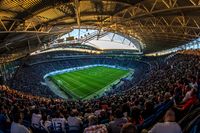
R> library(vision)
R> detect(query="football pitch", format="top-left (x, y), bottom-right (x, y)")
top-left (49, 66), bottom-right (130, 100)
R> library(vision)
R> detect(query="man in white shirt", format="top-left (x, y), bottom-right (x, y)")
top-left (108, 109), bottom-right (128, 133)
top-left (67, 111), bottom-right (83, 132)
top-left (182, 88), bottom-right (194, 103)
top-left (189, 76), bottom-right (198, 89)
top-left (31, 109), bottom-right (42, 128)
top-left (149, 109), bottom-right (182, 133)
top-left (11, 113), bottom-right (31, 133)
top-left (51, 112), bottom-right (67, 133)
top-left (40, 115), bottom-right (52, 132)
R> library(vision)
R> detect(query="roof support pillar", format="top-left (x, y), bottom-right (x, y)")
top-left (129, 41), bottom-right (131, 46)
top-left (97, 29), bottom-right (101, 40)
top-left (74, 0), bottom-right (81, 38)
top-left (111, 33), bottom-right (115, 42)
top-left (27, 40), bottom-right (31, 52)
top-left (36, 33), bottom-right (42, 49)
top-left (122, 37), bottom-right (126, 44)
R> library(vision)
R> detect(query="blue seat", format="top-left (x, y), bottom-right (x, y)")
top-left (22, 120), bottom-right (31, 128)
top-left (67, 126), bottom-right (82, 133)
top-left (154, 103), bottom-right (164, 111)
top-left (189, 117), bottom-right (200, 133)
top-left (142, 114), bottom-right (155, 128)
top-left (141, 100), bottom-right (173, 130)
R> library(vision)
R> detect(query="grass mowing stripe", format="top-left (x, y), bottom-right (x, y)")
top-left (54, 75), bottom-right (86, 96)
top-left (63, 72), bottom-right (101, 90)
top-left (54, 66), bottom-right (128, 98)
top-left (50, 76), bottom-right (80, 98)
top-left (53, 70), bottom-right (103, 97)
top-left (62, 67), bottom-right (121, 88)
top-left (50, 66), bottom-right (129, 99)
top-left (56, 67), bottom-right (126, 95)
top-left (66, 67), bottom-right (127, 94)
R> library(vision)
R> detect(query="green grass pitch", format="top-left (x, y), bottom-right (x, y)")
top-left (49, 66), bottom-right (130, 100)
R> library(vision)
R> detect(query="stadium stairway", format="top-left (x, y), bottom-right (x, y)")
top-left (189, 115), bottom-right (200, 133)
top-left (178, 106), bottom-right (200, 133)
top-left (137, 100), bottom-right (173, 132)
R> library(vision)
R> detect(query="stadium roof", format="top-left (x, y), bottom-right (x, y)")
top-left (59, 29), bottom-right (140, 50)
top-left (0, 0), bottom-right (200, 55)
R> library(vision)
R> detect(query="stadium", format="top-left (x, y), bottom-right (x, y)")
top-left (0, 0), bottom-right (200, 133)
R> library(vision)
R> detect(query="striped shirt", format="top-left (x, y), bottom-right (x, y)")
top-left (84, 124), bottom-right (108, 133)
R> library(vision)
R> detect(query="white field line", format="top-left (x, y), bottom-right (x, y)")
top-left (51, 66), bottom-right (133, 100)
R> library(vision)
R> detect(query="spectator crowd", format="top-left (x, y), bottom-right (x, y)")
top-left (0, 50), bottom-right (199, 133)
